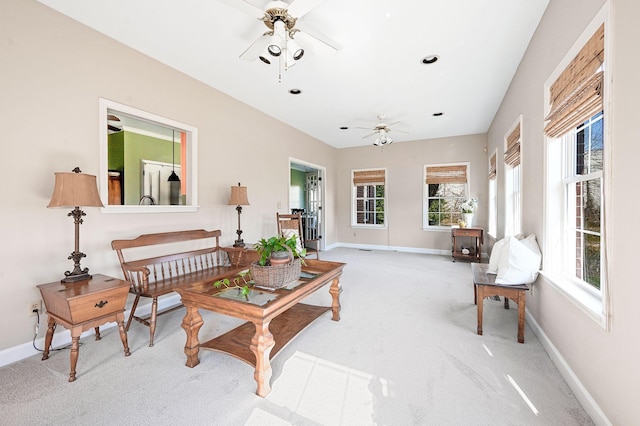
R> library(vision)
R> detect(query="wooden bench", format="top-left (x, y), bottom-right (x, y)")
top-left (111, 229), bottom-right (252, 347)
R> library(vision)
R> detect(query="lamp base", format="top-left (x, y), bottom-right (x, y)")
top-left (61, 271), bottom-right (92, 283)
top-left (233, 240), bottom-right (245, 248)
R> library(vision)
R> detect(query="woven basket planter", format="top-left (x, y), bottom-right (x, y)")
top-left (250, 258), bottom-right (301, 289)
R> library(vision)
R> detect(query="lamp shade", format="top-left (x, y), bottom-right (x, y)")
top-left (48, 171), bottom-right (104, 208)
top-left (228, 184), bottom-right (250, 206)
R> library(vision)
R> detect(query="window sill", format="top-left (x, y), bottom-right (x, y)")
top-left (351, 224), bottom-right (387, 229)
top-left (422, 226), bottom-right (455, 232)
top-left (538, 270), bottom-right (607, 329)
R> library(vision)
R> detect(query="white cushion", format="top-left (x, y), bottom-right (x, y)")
top-left (487, 238), bottom-right (506, 274)
top-left (495, 236), bottom-right (542, 285)
top-left (281, 229), bottom-right (304, 254)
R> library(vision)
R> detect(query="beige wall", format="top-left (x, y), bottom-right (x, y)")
top-left (0, 0), bottom-right (337, 350)
top-left (488, 0), bottom-right (639, 423)
top-left (336, 135), bottom-right (488, 251)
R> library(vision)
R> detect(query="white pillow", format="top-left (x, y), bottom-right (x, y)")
top-left (281, 229), bottom-right (304, 254)
top-left (487, 238), bottom-right (506, 274)
top-left (495, 236), bottom-right (542, 285)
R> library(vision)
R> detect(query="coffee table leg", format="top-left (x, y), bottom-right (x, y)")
top-left (329, 277), bottom-right (342, 321)
top-left (181, 305), bottom-right (203, 368)
top-left (41, 317), bottom-right (56, 361)
top-left (250, 320), bottom-right (275, 397)
top-left (477, 286), bottom-right (484, 336)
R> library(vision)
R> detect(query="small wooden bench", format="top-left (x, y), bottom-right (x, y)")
top-left (111, 229), bottom-right (251, 347)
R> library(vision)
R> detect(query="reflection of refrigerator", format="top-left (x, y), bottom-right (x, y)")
top-left (141, 160), bottom-right (181, 205)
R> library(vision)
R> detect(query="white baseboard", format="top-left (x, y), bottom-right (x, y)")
top-left (332, 242), bottom-right (488, 259)
top-left (525, 310), bottom-right (611, 426)
top-left (0, 294), bottom-right (182, 368)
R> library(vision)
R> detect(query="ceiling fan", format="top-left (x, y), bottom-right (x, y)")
top-left (347, 114), bottom-right (409, 146)
top-left (221, 0), bottom-right (338, 72)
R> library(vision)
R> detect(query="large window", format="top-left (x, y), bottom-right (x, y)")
top-left (424, 163), bottom-right (469, 227)
top-left (544, 20), bottom-right (607, 326)
top-left (504, 120), bottom-right (522, 236)
top-left (352, 169), bottom-right (386, 227)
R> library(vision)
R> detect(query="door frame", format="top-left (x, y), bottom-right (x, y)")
top-left (289, 157), bottom-right (326, 252)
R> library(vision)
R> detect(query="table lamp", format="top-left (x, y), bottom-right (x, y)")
top-left (228, 182), bottom-right (250, 247)
top-left (48, 167), bottom-right (104, 283)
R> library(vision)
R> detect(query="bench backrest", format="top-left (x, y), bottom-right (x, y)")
top-left (111, 229), bottom-right (234, 291)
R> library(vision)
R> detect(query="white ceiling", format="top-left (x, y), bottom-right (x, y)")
top-left (37, 0), bottom-right (550, 149)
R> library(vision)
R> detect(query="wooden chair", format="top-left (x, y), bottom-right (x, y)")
top-left (276, 213), bottom-right (320, 259)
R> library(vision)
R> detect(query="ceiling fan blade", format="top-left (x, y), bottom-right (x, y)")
top-left (239, 34), bottom-right (270, 60)
top-left (390, 129), bottom-right (410, 134)
top-left (361, 132), bottom-right (376, 139)
top-left (216, 0), bottom-right (266, 19)
top-left (286, 0), bottom-right (327, 18)
top-left (295, 26), bottom-right (339, 54)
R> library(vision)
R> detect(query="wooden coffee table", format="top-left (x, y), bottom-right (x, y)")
top-left (175, 259), bottom-right (345, 397)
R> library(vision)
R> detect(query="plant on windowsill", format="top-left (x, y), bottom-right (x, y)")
top-left (460, 198), bottom-right (478, 227)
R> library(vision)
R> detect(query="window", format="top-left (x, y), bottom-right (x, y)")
top-left (504, 120), bottom-right (522, 236)
top-left (352, 169), bottom-right (386, 227)
top-left (488, 150), bottom-right (497, 237)
top-left (424, 163), bottom-right (469, 227)
top-left (544, 20), bottom-right (607, 326)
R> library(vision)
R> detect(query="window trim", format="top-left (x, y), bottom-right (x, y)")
top-left (488, 148), bottom-right (498, 238)
top-left (542, 5), bottom-right (610, 330)
top-left (351, 168), bottom-right (388, 229)
top-left (422, 162), bottom-right (471, 230)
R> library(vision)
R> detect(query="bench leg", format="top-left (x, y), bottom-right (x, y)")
top-left (517, 292), bottom-right (526, 343)
top-left (125, 295), bottom-right (140, 332)
top-left (476, 286), bottom-right (484, 336)
top-left (149, 297), bottom-right (158, 347)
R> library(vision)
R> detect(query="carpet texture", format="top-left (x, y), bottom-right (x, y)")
top-left (0, 248), bottom-right (593, 425)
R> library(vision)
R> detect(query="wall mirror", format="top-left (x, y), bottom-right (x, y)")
top-left (99, 98), bottom-right (198, 213)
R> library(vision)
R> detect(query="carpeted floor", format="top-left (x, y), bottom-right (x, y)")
top-left (0, 248), bottom-right (593, 425)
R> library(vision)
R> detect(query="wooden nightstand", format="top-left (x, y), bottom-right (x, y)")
top-left (451, 227), bottom-right (484, 262)
top-left (37, 274), bottom-right (131, 382)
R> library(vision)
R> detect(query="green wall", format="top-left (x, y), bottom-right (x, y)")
top-left (290, 169), bottom-right (306, 210)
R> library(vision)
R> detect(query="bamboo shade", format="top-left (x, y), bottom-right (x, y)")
top-left (544, 24), bottom-right (604, 138)
top-left (504, 123), bottom-right (521, 167)
top-left (353, 169), bottom-right (385, 185)
top-left (488, 153), bottom-right (497, 180)
top-left (425, 165), bottom-right (467, 184)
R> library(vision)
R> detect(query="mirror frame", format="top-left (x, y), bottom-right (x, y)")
top-left (99, 98), bottom-right (199, 213)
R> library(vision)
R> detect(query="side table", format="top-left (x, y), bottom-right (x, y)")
top-left (451, 227), bottom-right (483, 262)
top-left (37, 274), bottom-right (131, 381)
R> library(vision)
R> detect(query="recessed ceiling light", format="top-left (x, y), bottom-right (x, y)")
top-left (433, 112), bottom-right (444, 116)
top-left (422, 55), bottom-right (439, 65)
top-left (289, 89), bottom-right (302, 95)
top-left (339, 126), bottom-right (349, 130)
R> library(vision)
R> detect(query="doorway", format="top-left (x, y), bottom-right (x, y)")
top-left (289, 158), bottom-right (325, 251)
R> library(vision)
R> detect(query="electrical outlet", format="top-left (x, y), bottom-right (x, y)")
top-left (29, 300), bottom-right (41, 317)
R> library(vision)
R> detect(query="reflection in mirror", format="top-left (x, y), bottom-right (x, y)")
top-left (99, 99), bottom-right (198, 213)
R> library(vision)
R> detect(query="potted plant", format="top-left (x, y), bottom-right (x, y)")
top-left (251, 234), bottom-right (306, 289)
top-left (254, 234), bottom-right (307, 266)
top-left (460, 198), bottom-right (478, 227)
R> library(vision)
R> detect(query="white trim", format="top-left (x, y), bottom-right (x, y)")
top-left (351, 167), bottom-right (388, 227)
top-left (525, 310), bottom-right (612, 426)
top-left (288, 157), bottom-right (327, 252)
top-left (423, 161), bottom-right (472, 229)
top-left (0, 294), bottom-right (181, 368)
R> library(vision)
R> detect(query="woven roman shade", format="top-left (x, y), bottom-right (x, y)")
top-left (544, 24), bottom-right (604, 138)
top-left (425, 165), bottom-right (467, 185)
top-left (353, 169), bottom-right (385, 185)
top-left (488, 153), bottom-right (497, 180)
top-left (504, 124), bottom-right (521, 167)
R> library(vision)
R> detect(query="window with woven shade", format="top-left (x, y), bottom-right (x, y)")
top-left (424, 163), bottom-right (469, 228)
top-left (543, 14), bottom-right (608, 329)
top-left (504, 118), bottom-right (522, 236)
top-left (352, 169), bottom-right (386, 227)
